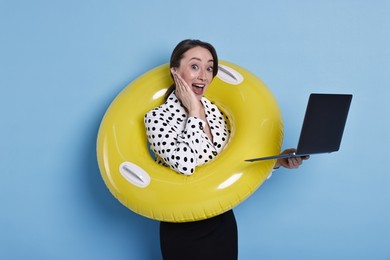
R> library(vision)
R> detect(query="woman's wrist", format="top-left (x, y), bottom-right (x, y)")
top-left (188, 104), bottom-right (204, 118)
top-left (273, 161), bottom-right (281, 169)
top-left (188, 109), bottom-right (201, 118)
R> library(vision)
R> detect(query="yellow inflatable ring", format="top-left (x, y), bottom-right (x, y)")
top-left (97, 61), bottom-right (283, 222)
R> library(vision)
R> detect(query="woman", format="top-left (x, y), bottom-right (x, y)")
top-left (144, 39), bottom-right (307, 260)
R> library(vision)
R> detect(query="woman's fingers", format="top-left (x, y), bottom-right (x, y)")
top-left (172, 72), bottom-right (186, 95)
top-left (288, 157), bottom-right (302, 168)
top-left (287, 155), bottom-right (309, 168)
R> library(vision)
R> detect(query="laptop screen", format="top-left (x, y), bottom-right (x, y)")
top-left (297, 93), bottom-right (352, 155)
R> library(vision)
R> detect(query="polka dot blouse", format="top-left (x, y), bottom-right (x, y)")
top-left (144, 92), bottom-right (230, 175)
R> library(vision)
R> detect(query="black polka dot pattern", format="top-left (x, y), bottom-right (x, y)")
top-left (144, 92), bottom-right (229, 175)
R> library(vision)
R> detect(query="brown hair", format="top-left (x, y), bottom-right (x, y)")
top-left (164, 39), bottom-right (219, 101)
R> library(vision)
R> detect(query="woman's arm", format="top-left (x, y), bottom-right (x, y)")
top-left (145, 112), bottom-right (212, 175)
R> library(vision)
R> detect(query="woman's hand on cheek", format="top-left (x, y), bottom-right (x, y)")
top-left (171, 69), bottom-right (201, 117)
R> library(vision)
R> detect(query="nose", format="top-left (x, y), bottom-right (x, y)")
top-left (198, 68), bottom-right (206, 81)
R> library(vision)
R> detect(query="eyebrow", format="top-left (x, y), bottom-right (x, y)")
top-left (189, 57), bottom-right (214, 63)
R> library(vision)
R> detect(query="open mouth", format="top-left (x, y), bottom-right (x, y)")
top-left (192, 83), bottom-right (205, 89)
top-left (192, 83), bottom-right (205, 95)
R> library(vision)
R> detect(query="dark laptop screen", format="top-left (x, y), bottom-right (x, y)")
top-left (297, 93), bottom-right (352, 155)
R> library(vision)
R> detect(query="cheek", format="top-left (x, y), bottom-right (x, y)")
top-left (180, 69), bottom-right (196, 83)
top-left (205, 72), bottom-right (213, 85)
top-left (207, 73), bottom-right (213, 82)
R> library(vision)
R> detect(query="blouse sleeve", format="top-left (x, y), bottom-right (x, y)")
top-left (144, 112), bottom-right (211, 175)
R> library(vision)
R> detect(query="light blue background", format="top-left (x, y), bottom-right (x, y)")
top-left (1, 0), bottom-right (389, 259)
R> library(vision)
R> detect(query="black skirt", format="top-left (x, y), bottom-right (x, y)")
top-left (160, 210), bottom-right (238, 260)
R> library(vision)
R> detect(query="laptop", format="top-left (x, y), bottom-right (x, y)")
top-left (245, 93), bottom-right (353, 162)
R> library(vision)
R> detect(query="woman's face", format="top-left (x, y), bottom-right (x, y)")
top-left (176, 46), bottom-right (215, 100)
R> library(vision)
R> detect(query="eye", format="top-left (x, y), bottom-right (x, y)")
top-left (191, 64), bottom-right (199, 70)
top-left (207, 66), bottom-right (214, 73)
